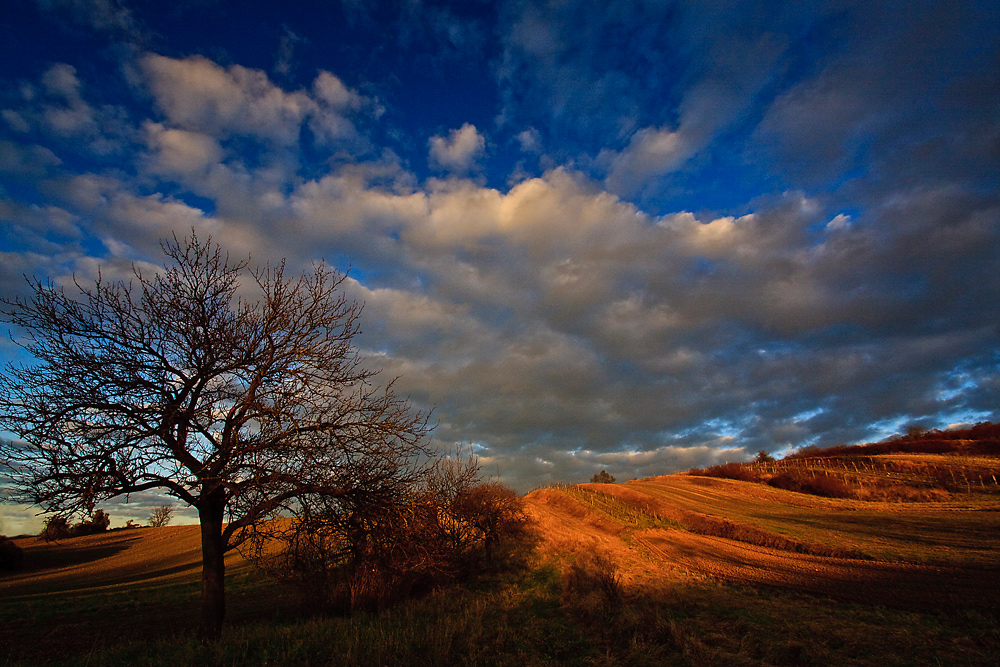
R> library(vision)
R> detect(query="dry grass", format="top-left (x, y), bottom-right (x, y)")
top-left (4, 449), bottom-right (1000, 665)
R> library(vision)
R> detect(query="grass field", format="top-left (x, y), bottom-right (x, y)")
top-left (2, 449), bottom-right (999, 666)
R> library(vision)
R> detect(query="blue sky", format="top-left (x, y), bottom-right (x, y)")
top-left (1, 0), bottom-right (998, 530)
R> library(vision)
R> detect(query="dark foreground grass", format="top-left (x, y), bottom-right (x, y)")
top-left (565, 579), bottom-right (999, 667)
top-left (4, 561), bottom-right (998, 667)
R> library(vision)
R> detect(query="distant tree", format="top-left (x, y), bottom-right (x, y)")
top-left (0, 233), bottom-right (430, 638)
top-left (590, 470), bottom-right (616, 484)
top-left (72, 509), bottom-right (111, 536)
top-left (754, 450), bottom-right (775, 463)
top-left (149, 505), bottom-right (175, 528)
top-left (39, 516), bottom-right (71, 541)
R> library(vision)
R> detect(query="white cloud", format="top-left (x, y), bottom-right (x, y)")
top-left (144, 122), bottom-right (223, 177)
top-left (428, 123), bottom-right (485, 172)
top-left (517, 127), bottom-right (542, 153)
top-left (141, 54), bottom-right (313, 146)
top-left (140, 54), bottom-right (372, 154)
top-left (35, 0), bottom-right (139, 37)
top-left (826, 213), bottom-right (851, 231)
top-left (0, 140), bottom-right (61, 174)
top-left (602, 125), bottom-right (691, 195)
top-left (313, 71), bottom-right (363, 111)
top-left (41, 63), bottom-right (83, 100)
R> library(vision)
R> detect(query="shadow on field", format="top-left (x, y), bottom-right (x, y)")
top-left (17, 536), bottom-right (139, 572)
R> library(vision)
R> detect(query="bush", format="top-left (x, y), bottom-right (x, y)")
top-left (562, 551), bottom-right (623, 611)
top-left (39, 516), bottom-right (71, 541)
top-left (0, 536), bottom-right (24, 571)
top-left (39, 510), bottom-right (112, 541)
top-left (801, 474), bottom-right (852, 499)
top-left (243, 455), bottom-right (537, 615)
top-left (755, 449), bottom-right (775, 463)
top-left (767, 472), bottom-right (802, 492)
top-left (71, 509), bottom-right (111, 536)
top-left (449, 480), bottom-right (536, 574)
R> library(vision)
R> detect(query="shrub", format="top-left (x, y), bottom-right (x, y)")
top-left (450, 480), bottom-right (536, 574)
top-left (243, 455), bottom-right (537, 615)
top-left (0, 536), bottom-right (24, 571)
top-left (801, 474), bottom-right (852, 499)
top-left (767, 472), bottom-right (802, 492)
top-left (71, 509), bottom-right (111, 536)
top-left (562, 551), bottom-right (623, 611)
top-left (755, 449), bottom-right (775, 463)
top-left (40, 510), bottom-right (113, 540)
top-left (40, 516), bottom-right (71, 541)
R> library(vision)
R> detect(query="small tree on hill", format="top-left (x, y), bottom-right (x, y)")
top-left (754, 450), bottom-right (775, 463)
top-left (149, 505), bottom-right (175, 528)
top-left (591, 470), bottom-right (615, 484)
top-left (0, 233), bottom-right (430, 638)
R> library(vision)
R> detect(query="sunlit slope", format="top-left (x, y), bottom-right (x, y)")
top-left (1, 527), bottom-right (273, 661)
top-left (524, 473), bottom-right (1000, 611)
top-left (2, 526), bottom-right (249, 597)
top-left (627, 475), bottom-right (1000, 565)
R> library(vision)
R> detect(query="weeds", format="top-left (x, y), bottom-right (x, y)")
top-left (561, 486), bottom-right (678, 530)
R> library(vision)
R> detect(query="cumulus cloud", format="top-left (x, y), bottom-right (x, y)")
top-left (143, 123), bottom-right (223, 178)
top-left (0, 140), bottom-right (61, 176)
top-left (141, 54), bottom-right (313, 145)
top-left (428, 123), bottom-right (486, 173)
top-left (1, 3), bottom-right (998, 496)
top-left (139, 54), bottom-right (373, 159)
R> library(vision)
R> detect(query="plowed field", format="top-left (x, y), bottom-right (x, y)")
top-left (524, 474), bottom-right (1000, 612)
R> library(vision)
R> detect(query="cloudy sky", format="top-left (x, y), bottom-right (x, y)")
top-left (1, 0), bottom-right (998, 529)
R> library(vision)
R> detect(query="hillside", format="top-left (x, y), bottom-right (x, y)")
top-left (524, 429), bottom-right (1000, 612)
top-left (0, 527), bottom-right (284, 663)
top-left (2, 445), bottom-right (999, 665)
top-left (525, 473), bottom-right (1000, 612)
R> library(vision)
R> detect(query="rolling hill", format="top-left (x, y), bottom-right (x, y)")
top-left (2, 438), bottom-right (999, 665)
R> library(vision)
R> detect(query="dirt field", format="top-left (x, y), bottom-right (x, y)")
top-left (0, 527), bottom-right (285, 663)
top-left (523, 476), bottom-right (1000, 613)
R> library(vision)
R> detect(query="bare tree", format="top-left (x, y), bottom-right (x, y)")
top-left (0, 233), bottom-right (430, 637)
top-left (149, 504), bottom-right (175, 528)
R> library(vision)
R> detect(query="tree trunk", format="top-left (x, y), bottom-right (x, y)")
top-left (197, 491), bottom-right (227, 640)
